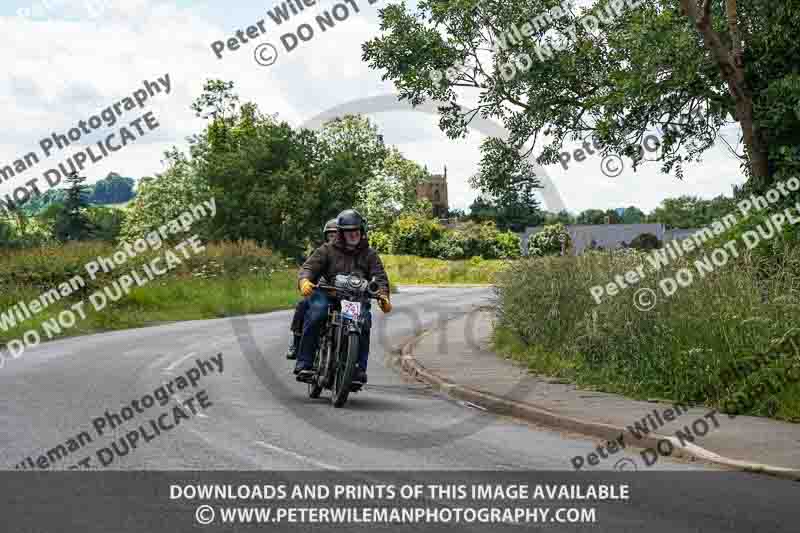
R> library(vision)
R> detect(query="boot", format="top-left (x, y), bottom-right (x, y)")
top-left (285, 334), bottom-right (300, 360)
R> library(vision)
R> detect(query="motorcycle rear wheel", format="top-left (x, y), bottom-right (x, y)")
top-left (332, 332), bottom-right (359, 408)
top-left (308, 337), bottom-right (327, 399)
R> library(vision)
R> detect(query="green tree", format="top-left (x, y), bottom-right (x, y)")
top-left (120, 152), bottom-right (213, 242)
top-left (362, 0), bottom-right (800, 194)
top-left (621, 206), bottom-right (646, 224)
top-left (86, 206), bottom-right (127, 242)
top-left (89, 172), bottom-right (136, 204)
top-left (19, 188), bottom-right (66, 215)
top-left (493, 181), bottom-right (544, 231)
top-left (649, 196), bottom-right (706, 228)
top-left (576, 209), bottom-right (607, 225)
top-left (358, 147), bottom-right (429, 230)
top-left (649, 194), bottom-right (738, 228)
top-left (0, 218), bottom-right (18, 248)
top-left (54, 173), bottom-right (94, 242)
top-left (544, 209), bottom-right (576, 225)
top-left (468, 196), bottom-right (498, 223)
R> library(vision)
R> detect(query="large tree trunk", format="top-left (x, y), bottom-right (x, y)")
top-left (680, 0), bottom-right (769, 183)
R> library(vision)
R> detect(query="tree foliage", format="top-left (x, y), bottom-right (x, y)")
top-left (120, 151), bottom-right (213, 242)
top-left (528, 223), bottom-right (571, 256)
top-left (362, 0), bottom-right (800, 194)
top-left (467, 187), bottom-right (543, 232)
top-left (648, 194), bottom-right (738, 228)
top-left (356, 146), bottom-right (429, 231)
top-left (180, 80), bottom-right (435, 258)
top-left (54, 173), bottom-right (95, 242)
top-left (89, 172), bottom-right (135, 204)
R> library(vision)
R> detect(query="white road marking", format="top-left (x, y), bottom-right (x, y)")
top-left (164, 351), bottom-right (197, 372)
top-left (254, 441), bottom-right (341, 471)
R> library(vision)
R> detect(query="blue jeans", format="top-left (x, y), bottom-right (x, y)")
top-left (298, 289), bottom-right (372, 371)
top-left (290, 299), bottom-right (309, 333)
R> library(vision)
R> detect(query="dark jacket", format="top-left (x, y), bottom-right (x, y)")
top-left (299, 235), bottom-right (390, 295)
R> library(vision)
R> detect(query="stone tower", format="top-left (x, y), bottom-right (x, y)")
top-left (416, 165), bottom-right (449, 218)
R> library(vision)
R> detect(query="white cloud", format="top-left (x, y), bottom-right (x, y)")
top-left (0, 0), bottom-right (746, 217)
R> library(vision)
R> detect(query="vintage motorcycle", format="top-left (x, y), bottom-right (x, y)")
top-left (297, 273), bottom-right (381, 407)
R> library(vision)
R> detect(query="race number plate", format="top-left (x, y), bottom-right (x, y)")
top-left (341, 300), bottom-right (361, 320)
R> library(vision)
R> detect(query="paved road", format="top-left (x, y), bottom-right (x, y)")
top-left (1, 286), bottom-right (797, 531)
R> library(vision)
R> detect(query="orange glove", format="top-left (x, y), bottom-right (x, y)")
top-left (300, 279), bottom-right (315, 297)
top-left (378, 294), bottom-right (392, 313)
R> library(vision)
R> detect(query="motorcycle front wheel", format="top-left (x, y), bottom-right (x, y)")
top-left (331, 331), bottom-right (359, 408)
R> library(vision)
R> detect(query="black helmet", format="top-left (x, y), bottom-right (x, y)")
top-left (322, 218), bottom-right (337, 240)
top-left (336, 209), bottom-right (364, 233)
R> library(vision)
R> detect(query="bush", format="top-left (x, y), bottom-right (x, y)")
top-left (86, 206), bottom-right (127, 243)
top-left (368, 230), bottom-right (392, 253)
top-left (378, 216), bottom-right (521, 260)
top-left (493, 231), bottom-right (522, 259)
top-left (429, 221), bottom-right (521, 260)
top-left (388, 214), bottom-right (445, 256)
top-left (528, 223), bottom-right (570, 256)
top-left (429, 231), bottom-right (465, 259)
top-left (629, 232), bottom-right (661, 250)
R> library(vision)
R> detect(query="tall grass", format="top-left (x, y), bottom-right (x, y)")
top-left (494, 235), bottom-right (800, 421)
top-left (0, 241), bottom-right (297, 348)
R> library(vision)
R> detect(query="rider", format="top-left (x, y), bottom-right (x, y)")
top-left (286, 218), bottom-right (339, 360)
top-left (295, 209), bottom-right (392, 385)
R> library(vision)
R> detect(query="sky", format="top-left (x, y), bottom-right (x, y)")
top-left (0, 0), bottom-right (747, 215)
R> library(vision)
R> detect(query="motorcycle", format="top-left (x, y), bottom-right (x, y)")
top-left (297, 273), bottom-right (381, 407)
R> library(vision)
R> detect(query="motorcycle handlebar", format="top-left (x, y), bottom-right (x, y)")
top-left (316, 278), bottom-right (383, 299)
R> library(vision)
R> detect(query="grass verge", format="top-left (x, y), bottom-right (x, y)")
top-left (382, 255), bottom-right (509, 285)
top-left (0, 241), bottom-right (298, 352)
top-left (493, 216), bottom-right (800, 422)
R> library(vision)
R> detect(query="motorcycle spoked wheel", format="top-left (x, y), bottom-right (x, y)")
top-left (331, 331), bottom-right (359, 408)
top-left (308, 325), bottom-right (335, 398)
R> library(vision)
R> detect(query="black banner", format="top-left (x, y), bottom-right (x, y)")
top-left (1, 471), bottom-right (798, 532)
